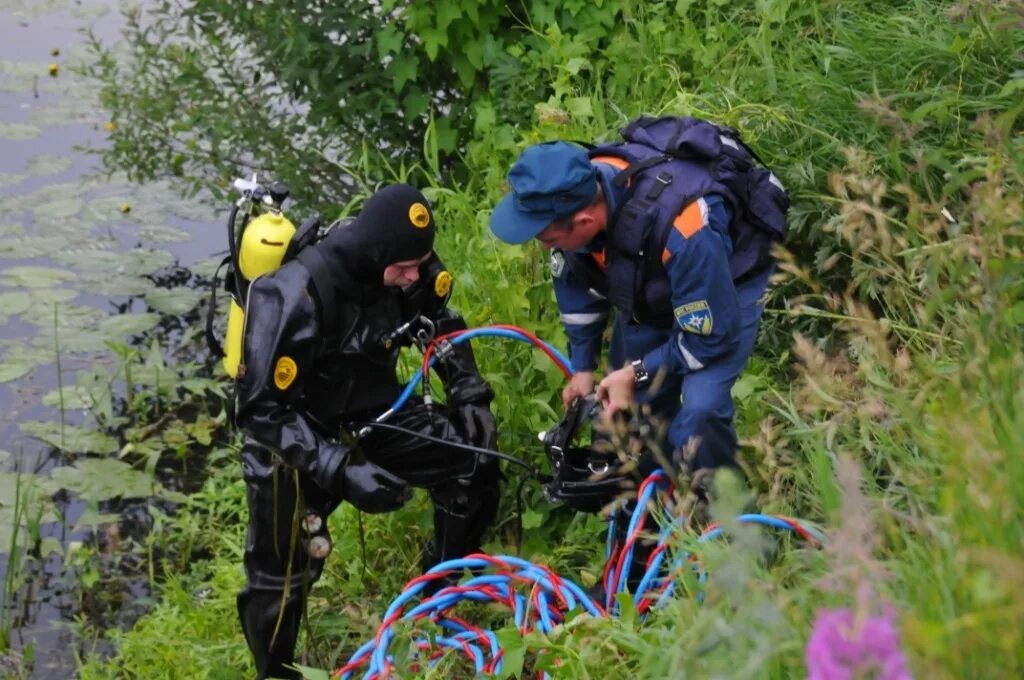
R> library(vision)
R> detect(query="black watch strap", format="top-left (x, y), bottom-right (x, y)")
top-left (631, 359), bottom-right (650, 387)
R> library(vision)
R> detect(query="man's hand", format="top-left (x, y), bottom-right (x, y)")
top-left (596, 367), bottom-right (635, 418)
top-left (339, 457), bottom-right (411, 513)
top-left (562, 371), bottom-right (595, 410)
top-left (454, 401), bottom-right (498, 451)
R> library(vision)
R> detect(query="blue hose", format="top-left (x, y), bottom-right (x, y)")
top-left (384, 328), bottom-right (575, 417)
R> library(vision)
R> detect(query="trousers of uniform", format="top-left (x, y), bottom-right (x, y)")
top-left (608, 265), bottom-right (773, 472)
top-left (598, 266), bottom-right (771, 596)
top-left (236, 402), bottom-right (500, 680)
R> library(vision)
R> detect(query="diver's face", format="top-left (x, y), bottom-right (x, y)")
top-left (382, 251), bottom-right (431, 287)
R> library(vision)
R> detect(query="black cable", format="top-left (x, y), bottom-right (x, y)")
top-left (349, 421), bottom-right (549, 481)
top-left (514, 473), bottom-right (530, 556)
top-left (351, 419), bottom-right (551, 557)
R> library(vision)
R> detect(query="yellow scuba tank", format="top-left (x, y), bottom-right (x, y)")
top-left (207, 177), bottom-right (321, 381)
top-left (222, 185), bottom-right (296, 378)
top-left (237, 211), bottom-right (298, 281)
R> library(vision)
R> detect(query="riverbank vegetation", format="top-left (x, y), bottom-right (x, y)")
top-left (76, 0), bottom-right (1022, 677)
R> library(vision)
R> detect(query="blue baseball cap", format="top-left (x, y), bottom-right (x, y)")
top-left (490, 141), bottom-right (598, 244)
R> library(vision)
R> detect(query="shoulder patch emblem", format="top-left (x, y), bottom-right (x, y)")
top-left (408, 202), bottom-right (431, 228)
top-left (674, 301), bottom-right (713, 336)
top-left (550, 250), bottom-right (566, 278)
top-left (434, 270), bottom-right (453, 297)
top-left (274, 356), bottom-right (298, 390)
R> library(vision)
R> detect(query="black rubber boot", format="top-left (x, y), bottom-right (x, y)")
top-left (237, 587), bottom-right (304, 680)
top-left (420, 457), bottom-right (500, 594)
top-left (238, 440), bottom-right (335, 680)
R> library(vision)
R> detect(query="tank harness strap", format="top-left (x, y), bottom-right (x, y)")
top-left (204, 254), bottom-right (232, 359)
top-left (295, 246), bottom-right (339, 336)
top-left (285, 215), bottom-right (322, 262)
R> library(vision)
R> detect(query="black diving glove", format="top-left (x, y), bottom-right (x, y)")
top-left (453, 401), bottom-right (498, 452)
top-left (339, 456), bottom-right (412, 514)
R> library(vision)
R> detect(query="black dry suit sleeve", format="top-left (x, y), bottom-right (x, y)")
top-left (234, 262), bottom-right (351, 491)
top-left (433, 309), bottom-right (494, 405)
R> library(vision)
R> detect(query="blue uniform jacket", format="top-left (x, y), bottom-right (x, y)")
top-left (554, 162), bottom-right (738, 377)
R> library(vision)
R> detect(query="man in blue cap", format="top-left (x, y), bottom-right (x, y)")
top-left (490, 120), bottom-right (787, 488)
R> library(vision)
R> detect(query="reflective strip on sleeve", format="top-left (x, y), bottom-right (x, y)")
top-left (671, 197), bottom-right (709, 239)
top-left (677, 335), bottom-right (705, 371)
top-left (561, 312), bottom-right (608, 325)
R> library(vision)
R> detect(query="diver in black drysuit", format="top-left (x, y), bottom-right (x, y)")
top-left (233, 184), bottom-right (499, 679)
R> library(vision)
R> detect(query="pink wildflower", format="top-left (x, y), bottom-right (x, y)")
top-left (806, 607), bottom-right (912, 680)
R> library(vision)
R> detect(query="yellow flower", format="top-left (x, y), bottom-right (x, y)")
top-left (48, 63), bottom-right (58, 77)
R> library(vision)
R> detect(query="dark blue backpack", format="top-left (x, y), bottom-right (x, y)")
top-left (584, 115), bottom-right (789, 325)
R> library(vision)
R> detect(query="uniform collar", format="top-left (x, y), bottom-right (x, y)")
top-left (593, 161), bottom-right (627, 218)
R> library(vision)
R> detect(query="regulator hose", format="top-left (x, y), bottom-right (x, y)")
top-left (366, 325), bottom-right (574, 430)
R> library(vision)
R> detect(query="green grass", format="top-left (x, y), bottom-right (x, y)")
top-left (76, 0), bottom-right (1023, 678)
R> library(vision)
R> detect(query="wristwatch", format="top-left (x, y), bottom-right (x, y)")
top-left (630, 359), bottom-right (650, 387)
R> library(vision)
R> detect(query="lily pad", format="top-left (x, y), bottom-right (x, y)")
top-left (0, 172), bottom-right (28, 189)
top-left (42, 384), bottom-right (95, 410)
top-left (21, 300), bottom-right (106, 332)
top-left (0, 292), bottom-right (33, 317)
top-left (98, 312), bottom-right (161, 338)
top-left (0, 235), bottom-right (72, 259)
top-left (62, 247), bottom-right (176, 279)
top-left (145, 286), bottom-right (203, 315)
top-left (1, 265), bottom-right (77, 288)
top-left (0, 357), bottom-right (35, 383)
top-left (21, 182), bottom-right (87, 213)
top-left (189, 256), bottom-right (225, 279)
top-left (31, 101), bottom-right (97, 128)
top-left (82, 196), bottom-right (137, 224)
top-left (167, 199), bottom-right (217, 222)
top-left (25, 154), bottom-right (74, 177)
top-left (27, 287), bottom-right (78, 304)
top-left (0, 122), bottom-right (41, 140)
top-left (72, 507), bottom-right (121, 531)
top-left (51, 249), bottom-right (121, 271)
top-left (0, 59), bottom-right (40, 83)
top-left (79, 273), bottom-right (156, 298)
top-left (0, 76), bottom-right (33, 94)
top-left (19, 421), bottom-right (119, 455)
top-left (32, 196), bottom-right (84, 222)
top-left (46, 458), bottom-right (154, 503)
top-left (0, 343), bottom-right (53, 383)
top-left (139, 223), bottom-right (191, 243)
top-left (26, 214), bottom-right (93, 241)
top-left (117, 248), bottom-right (177, 276)
top-left (70, 2), bottom-right (111, 20)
